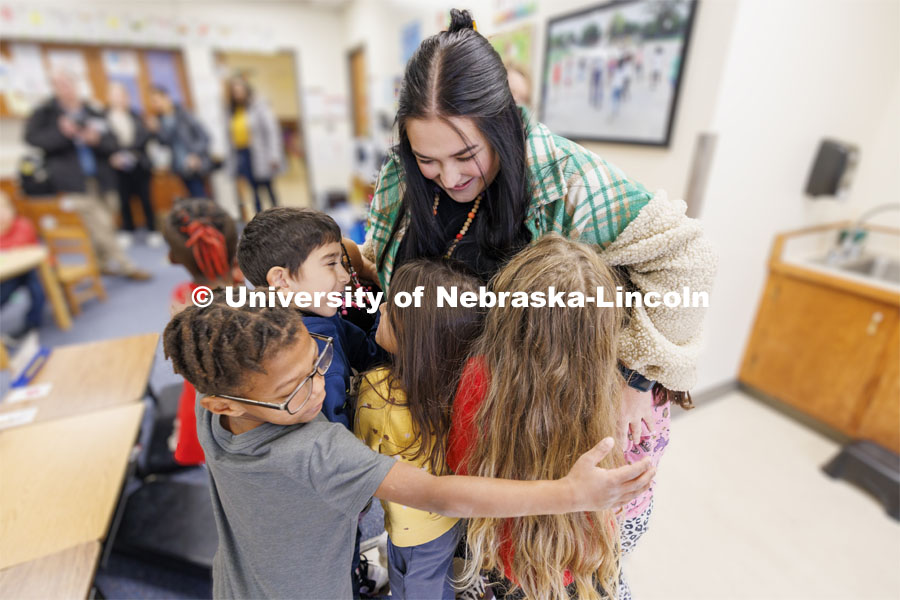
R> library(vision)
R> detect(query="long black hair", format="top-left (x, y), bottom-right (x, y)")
top-left (378, 8), bottom-right (532, 273)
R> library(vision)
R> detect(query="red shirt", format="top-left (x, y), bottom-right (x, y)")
top-left (0, 217), bottom-right (39, 249)
top-left (448, 358), bottom-right (575, 586)
top-left (171, 282), bottom-right (205, 466)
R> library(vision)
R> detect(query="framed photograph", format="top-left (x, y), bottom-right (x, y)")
top-left (540, 0), bottom-right (698, 146)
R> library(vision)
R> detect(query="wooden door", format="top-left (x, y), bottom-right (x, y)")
top-left (740, 273), bottom-right (898, 433)
top-left (348, 47), bottom-right (369, 137)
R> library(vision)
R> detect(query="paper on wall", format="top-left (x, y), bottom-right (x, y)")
top-left (46, 48), bottom-right (94, 100)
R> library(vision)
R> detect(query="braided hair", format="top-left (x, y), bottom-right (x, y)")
top-left (163, 291), bottom-right (306, 395)
top-left (164, 198), bottom-right (237, 284)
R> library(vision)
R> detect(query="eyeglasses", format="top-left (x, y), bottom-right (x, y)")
top-left (204, 333), bottom-right (334, 415)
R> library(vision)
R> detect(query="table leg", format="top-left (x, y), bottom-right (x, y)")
top-left (35, 259), bottom-right (72, 331)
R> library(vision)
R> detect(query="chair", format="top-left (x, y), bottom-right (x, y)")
top-left (17, 198), bottom-right (106, 316)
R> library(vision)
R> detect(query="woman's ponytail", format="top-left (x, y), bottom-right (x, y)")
top-left (447, 8), bottom-right (475, 33)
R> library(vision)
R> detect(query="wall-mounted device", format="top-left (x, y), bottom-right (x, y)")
top-left (805, 138), bottom-right (860, 198)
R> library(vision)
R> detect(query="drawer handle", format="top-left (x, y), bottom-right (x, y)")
top-left (867, 311), bottom-right (884, 335)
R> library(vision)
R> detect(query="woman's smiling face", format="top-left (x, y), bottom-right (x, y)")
top-left (406, 116), bottom-right (500, 203)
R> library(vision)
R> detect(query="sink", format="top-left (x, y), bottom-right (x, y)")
top-left (809, 254), bottom-right (900, 286)
top-left (836, 256), bottom-right (900, 283)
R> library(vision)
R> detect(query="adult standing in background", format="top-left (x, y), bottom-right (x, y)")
top-left (146, 86), bottom-right (211, 199)
top-left (227, 76), bottom-right (283, 213)
top-left (24, 69), bottom-right (151, 280)
top-left (106, 81), bottom-right (157, 236)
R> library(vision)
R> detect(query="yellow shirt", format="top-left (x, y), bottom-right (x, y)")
top-left (354, 367), bottom-right (459, 547)
top-left (230, 108), bottom-right (250, 149)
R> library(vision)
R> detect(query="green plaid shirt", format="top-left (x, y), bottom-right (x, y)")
top-left (367, 108), bottom-right (652, 290)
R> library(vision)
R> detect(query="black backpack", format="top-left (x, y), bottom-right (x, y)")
top-left (18, 154), bottom-right (55, 196)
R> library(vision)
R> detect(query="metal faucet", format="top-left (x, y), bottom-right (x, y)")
top-left (826, 203), bottom-right (900, 265)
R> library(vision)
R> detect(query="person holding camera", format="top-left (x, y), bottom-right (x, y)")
top-left (24, 69), bottom-right (151, 280)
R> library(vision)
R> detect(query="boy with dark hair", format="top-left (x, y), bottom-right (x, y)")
top-left (238, 207), bottom-right (382, 428)
top-left (162, 296), bottom-right (654, 599)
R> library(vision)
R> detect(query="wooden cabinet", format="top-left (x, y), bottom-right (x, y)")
top-left (854, 323), bottom-right (900, 452)
top-left (740, 226), bottom-right (900, 453)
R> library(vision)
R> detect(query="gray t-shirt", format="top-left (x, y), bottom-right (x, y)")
top-left (196, 405), bottom-right (396, 599)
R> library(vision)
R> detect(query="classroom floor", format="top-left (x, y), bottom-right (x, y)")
top-left (625, 389), bottom-right (900, 600)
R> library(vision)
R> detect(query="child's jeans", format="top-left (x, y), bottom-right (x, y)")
top-left (387, 520), bottom-right (463, 600)
top-left (0, 269), bottom-right (45, 330)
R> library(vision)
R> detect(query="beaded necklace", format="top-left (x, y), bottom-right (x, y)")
top-left (433, 192), bottom-right (481, 259)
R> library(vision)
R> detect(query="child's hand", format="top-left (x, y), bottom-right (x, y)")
top-left (619, 385), bottom-right (656, 448)
top-left (562, 438), bottom-right (655, 512)
top-left (342, 237), bottom-right (378, 283)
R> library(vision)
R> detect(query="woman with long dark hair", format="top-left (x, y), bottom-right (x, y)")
top-left (363, 7), bottom-right (715, 483)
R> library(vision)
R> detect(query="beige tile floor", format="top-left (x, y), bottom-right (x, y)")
top-left (625, 390), bottom-right (900, 600)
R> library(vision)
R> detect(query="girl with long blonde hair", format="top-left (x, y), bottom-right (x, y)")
top-left (449, 234), bottom-right (670, 599)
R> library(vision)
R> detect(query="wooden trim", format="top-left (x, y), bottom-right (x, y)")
top-left (771, 262), bottom-right (900, 307)
top-left (173, 50), bottom-right (194, 109)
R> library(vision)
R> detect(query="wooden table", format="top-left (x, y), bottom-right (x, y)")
top-left (0, 542), bottom-right (100, 599)
top-left (0, 403), bottom-right (145, 571)
top-left (0, 333), bottom-right (159, 428)
top-left (0, 245), bottom-right (72, 331)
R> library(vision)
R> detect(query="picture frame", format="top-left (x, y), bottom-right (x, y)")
top-left (539, 0), bottom-right (698, 147)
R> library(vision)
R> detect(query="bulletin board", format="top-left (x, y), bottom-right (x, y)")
top-left (0, 40), bottom-right (193, 118)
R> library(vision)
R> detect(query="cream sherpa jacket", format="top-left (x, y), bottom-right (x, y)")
top-left (602, 191), bottom-right (717, 391)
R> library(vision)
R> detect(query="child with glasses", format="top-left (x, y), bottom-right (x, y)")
top-left (354, 260), bottom-right (483, 599)
top-left (237, 206), bottom-right (389, 593)
top-left (237, 207), bottom-right (386, 430)
top-left (162, 294), bottom-right (655, 599)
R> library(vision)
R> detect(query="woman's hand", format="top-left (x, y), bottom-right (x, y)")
top-left (562, 438), bottom-right (655, 512)
top-left (618, 385), bottom-right (655, 449)
top-left (342, 237), bottom-right (378, 283)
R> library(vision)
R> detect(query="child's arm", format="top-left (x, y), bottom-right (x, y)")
top-left (375, 438), bottom-right (654, 518)
top-left (341, 308), bottom-right (389, 372)
top-left (321, 370), bottom-right (351, 428)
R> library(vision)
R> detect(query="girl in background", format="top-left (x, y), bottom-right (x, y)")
top-left (163, 197), bottom-right (239, 465)
top-left (449, 235), bottom-right (674, 600)
top-left (227, 76), bottom-right (283, 214)
top-left (355, 260), bottom-right (484, 599)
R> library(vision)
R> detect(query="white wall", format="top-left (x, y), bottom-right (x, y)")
top-left (482, 0), bottom-right (898, 393)
top-left (695, 0), bottom-right (900, 392)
